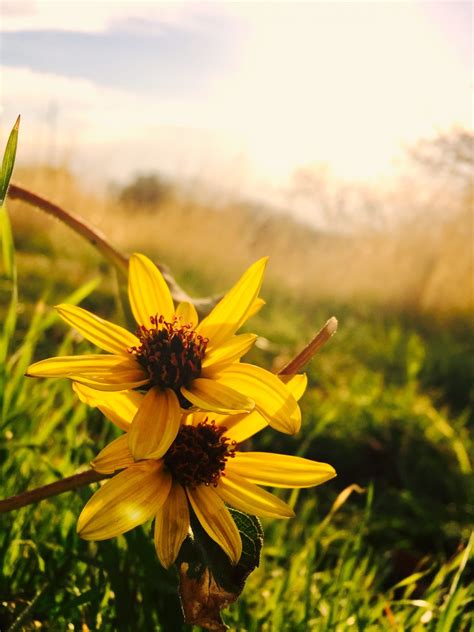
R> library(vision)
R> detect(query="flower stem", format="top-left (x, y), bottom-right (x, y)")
top-left (8, 183), bottom-right (129, 273)
top-left (0, 469), bottom-right (109, 515)
top-left (278, 317), bottom-right (338, 375)
top-left (0, 317), bottom-right (337, 514)
top-left (6, 183), bottom-right (217, 311)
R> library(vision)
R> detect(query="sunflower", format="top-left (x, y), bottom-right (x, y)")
top-left (73, 381), bottom-right (336, 567)
top-left (27, 255), bottom-right (302, 459)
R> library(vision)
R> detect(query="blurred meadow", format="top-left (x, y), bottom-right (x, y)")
top-left (1, 2), bottom-right (473, 631)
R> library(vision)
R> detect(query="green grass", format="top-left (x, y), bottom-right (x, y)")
top-left (1, 207), bottom-right (473, 631)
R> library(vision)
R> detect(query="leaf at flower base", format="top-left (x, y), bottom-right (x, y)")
top-left (227, 508), bottom-right (264, 589)
top-left (177, 507), bottom-right (263, 631)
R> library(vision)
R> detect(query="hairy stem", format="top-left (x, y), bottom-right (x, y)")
top-left (0, 469), bottom-right (109, 514)
top-left (7, 183), bottom-right (216, 310)
top-left (8, 183), bottom-right (128, 272)
top-left (278, 317), bottom-right (338, 375)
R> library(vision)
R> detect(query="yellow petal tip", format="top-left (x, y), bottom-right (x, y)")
top-left (277, 420), bottom-right (301, 436)
top-left (254, 256), bottom-right (269, 271)
top-left (89, 460), bottom-right (109, 474)
top-left (159, 559), bottom-right (173, 570)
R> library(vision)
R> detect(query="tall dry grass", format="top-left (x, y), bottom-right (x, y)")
top-left (9, 164), bottom-right (473, 314)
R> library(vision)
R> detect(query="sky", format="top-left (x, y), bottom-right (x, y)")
top-left (1, 1), bottom-right (472, 217)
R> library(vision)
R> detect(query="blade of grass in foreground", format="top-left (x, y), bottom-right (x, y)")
top-left (0, 117), bottom-right (20, 375)
top-left (0, 116), bottom-right (20, 207)
top-left (0, 202), bottom-right (18, 372)
top-left (1, 277), bottom-right (102, 422)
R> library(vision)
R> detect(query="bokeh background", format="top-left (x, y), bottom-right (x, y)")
top-left (1, 1), bottom-right (473, 630)
top-left (2, 0), bottom-right (472, 311)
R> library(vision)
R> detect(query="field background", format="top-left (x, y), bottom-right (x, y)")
top-left (0, 161), bottom-right (473, 631)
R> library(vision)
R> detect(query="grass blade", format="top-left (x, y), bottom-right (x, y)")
top-left (0, 116), bottom-right (20, 206)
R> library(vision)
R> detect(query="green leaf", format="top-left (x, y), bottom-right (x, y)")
top-left (176, 507), bottom-right (263, 630)
top-left (185, 507), bottom-right (263, 593)
top-left (0, 202), bottom-right (15, 280)
top-left (227, 508), bottom-right (264, 590)
top-left (0, 203), bottom-right (18, 374)
top-left (0, 116), bottom-right (20, 206)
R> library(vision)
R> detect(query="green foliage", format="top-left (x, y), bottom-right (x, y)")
top-left (0, 238), bottom-right (472, 630)
top-left (180, 508), bottom-right (263, 594)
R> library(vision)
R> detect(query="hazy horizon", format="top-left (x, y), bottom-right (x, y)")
top-left (2, 1), bottom-right (472, 224)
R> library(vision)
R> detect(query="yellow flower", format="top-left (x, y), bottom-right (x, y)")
top-left (27, 255), bottom-right (302, 459)
top-left (74, 382), bottom-right (336, 568)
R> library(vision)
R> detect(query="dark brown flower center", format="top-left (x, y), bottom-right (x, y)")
top-left (164, 420), bottom-right (237, 488)
top-left (129, 316), bottom-right (208, 398)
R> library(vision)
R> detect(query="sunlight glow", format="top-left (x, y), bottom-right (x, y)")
top-left (2, 1), bottom-right (471, 198)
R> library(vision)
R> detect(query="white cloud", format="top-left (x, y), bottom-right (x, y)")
top-left (1, 65), bottom-right (250, 194)
top-left (1, 0), bottom-right (220, 33)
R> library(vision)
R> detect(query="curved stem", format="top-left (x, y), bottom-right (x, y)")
top-left (7, 183), bottom-right (217, 311)
top-left (8, 183), bottom-right (128, 273)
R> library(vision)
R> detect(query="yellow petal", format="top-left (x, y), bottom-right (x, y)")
top-left (188, 410), bottom-right (230, 427)
top-left (37, 357), bottom-right (148, 392)
top-left (55, 304), bottom-right (138, 355)
top-left (183, 411), bottom-right (234, 432)
top-left (220, 411), bottom-right (267, 444)
top-left (77, 461), bottom-right (171, 540)
top-left (212, 363), bottom-right (301, 434)
top-left (71, 375), bottom-right (149, 391)
top-left (182, 411), bottom-right (202, 426)
top-left (154, 482), bottom-right (190, 568)
top-left (227, 452), bottom-right (336, 488)
top-left (278, 373), bottom-right (308, 402)
top-left (73, 383), bottom-right (142, 430)
top-left (128, 387), bottom-right (181, 460)
top-left (128, 253), bottom-right (175, 326)
top-left (196, 257), bottom-right (268, 348)
top-left (220, 374), bottom-right (307, 443)
top-left (175, 301), bottom-right (198, 328)
top-left (246, 297), bottom-right (265, 320)
top-left (186, 485), bottom-right (242, 564)
top-left (201, 333), bottom-right (257, 374)
top-left (26, 354), bottom-right (145, 379)
top-left (181, 378), bottom-right (255, 415)
top-left (217, 471), bottom-right (294, 518)
top-left (91, 434), bottom-right (134, 474)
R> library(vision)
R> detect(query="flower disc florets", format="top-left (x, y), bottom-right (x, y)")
top-left (129, 315), bottom-right (208, 393)
top-left (164, 420), bottom-right (237, 488)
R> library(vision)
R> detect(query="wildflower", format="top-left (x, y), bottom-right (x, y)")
top-left (74, 382), bottom-right (336, 567)
top-left (26, 256), bottom-right (302, 459)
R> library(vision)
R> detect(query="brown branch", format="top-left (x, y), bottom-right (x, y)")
top-left (278, 317), bottom-right (338, 375)
top-left (8, 183), bottom-right (128, 273)
top-left (0, 469), bottom-right (109, 514)
top-left (7, 183), bottom-right (217, 311)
